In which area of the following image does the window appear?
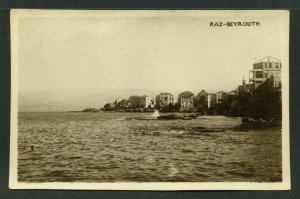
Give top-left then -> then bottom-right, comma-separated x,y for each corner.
264,73 -> 267,78
255,71 -> 263,78
254,64 -> 263,69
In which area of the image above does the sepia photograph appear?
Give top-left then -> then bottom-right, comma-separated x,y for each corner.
9,10 -> 290,190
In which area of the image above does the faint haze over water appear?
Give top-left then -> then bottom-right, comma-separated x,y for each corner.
17,12 -> 284,111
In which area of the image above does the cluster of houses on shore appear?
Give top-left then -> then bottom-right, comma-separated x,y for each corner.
102,90 -> 231,113
99,57 -> 282,117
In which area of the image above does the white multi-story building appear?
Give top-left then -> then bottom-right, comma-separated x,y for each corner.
250,56 -> 281,89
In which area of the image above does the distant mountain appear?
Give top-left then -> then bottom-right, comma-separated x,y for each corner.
18,88 -> 160,112
18,87 -> 226,112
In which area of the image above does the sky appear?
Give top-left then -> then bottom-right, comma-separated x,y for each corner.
16,10 -> 287,100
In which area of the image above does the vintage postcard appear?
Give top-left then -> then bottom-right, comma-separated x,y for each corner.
9,9 -> 290,190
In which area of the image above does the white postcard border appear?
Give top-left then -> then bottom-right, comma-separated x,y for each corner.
9,9 -> 290,190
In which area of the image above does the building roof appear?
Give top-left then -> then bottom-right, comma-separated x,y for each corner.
197,89 -> 207,96
129,95 -> 140,99
254,56 -> 281,64
179,91 -> 194,96
158,92 -> 174,96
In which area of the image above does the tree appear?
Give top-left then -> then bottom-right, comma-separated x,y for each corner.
103,103 -> 114,111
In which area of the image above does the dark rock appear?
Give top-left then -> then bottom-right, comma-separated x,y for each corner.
157,114 -> 182,120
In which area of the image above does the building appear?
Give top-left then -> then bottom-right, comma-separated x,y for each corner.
150,98 -> 156,108
250,56 -> 281,89
156,92 -> 175,108
206,93 -> 215,109
128,95 -> 140,108
119,99 -> 130,109
215,91 -> 226,103
139,95 -> 151,108
178,91 -> 194,112
194,90 -> 215,113
128,95 -> 151,108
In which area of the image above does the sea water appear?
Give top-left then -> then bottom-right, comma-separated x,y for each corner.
18,112 -> 282,182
